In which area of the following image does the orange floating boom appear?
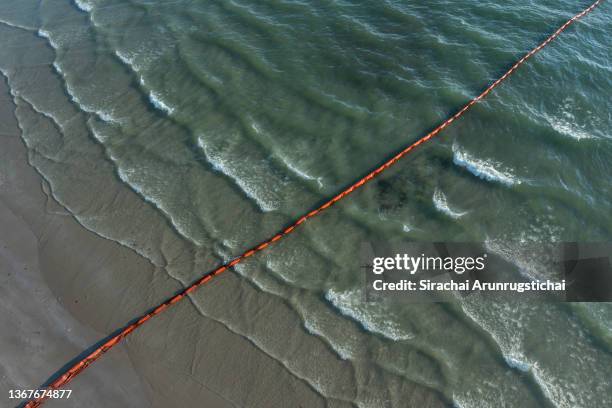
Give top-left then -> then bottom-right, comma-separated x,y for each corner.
24,1 -> 603,406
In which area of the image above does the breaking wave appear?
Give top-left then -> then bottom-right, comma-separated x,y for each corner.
74,0 -> 93,12
452,144 -> 521,187
433,188 -> 468,219
197,136 -> 280,212
325,288 -> 416,341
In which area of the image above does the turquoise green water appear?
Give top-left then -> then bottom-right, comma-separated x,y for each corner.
0,0 -> 611,406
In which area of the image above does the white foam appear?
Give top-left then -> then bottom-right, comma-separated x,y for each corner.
325,289 -> 415,341
575,303 -> 612,341
457,300 -> 547,408
117,47 -> 183,119
484,223 -> 563,282
484,244 -> 542,283
432,188 -> 468,219
48,59 -> 120,125
115,49 -> 150,76
197,136 -> 278,212
89,124 -> 111,144
148,91 -> 175,115
543,112 -> 594,141
68,92 -> 119,124
18,95 -> 67,133
302,318 -> 354,360
250,121 -> 262,134
97,110 -> 118,124
115,50 -> 136,67
531,365 -> 580,408
74,0 -> 93,12
37,28 -> 50,38
114,54 -> 174,116
278,154 -> 324,188
459,297 -> 612,407
37,29 -> 59,49
452,144 -> 520,187
542,97 -> 598,141
503,355 -> 532,372
247,118 -> 324,189
51,61 -> 63,76
115,166 -> 199,243
116,51 -> 161,119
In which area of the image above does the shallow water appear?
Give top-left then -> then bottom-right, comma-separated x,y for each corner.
1,0 -> 611,406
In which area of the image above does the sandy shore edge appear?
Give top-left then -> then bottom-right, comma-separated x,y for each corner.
0,71 -> 335,408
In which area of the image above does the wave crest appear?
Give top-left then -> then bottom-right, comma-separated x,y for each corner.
433,188 -> 468,219
325,288 -> 416,341
452,144 -> 521,187
74,0 -> 93,12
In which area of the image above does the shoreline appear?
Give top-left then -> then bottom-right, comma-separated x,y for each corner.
0,76 -> 334,407
0,77 -> 151,407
